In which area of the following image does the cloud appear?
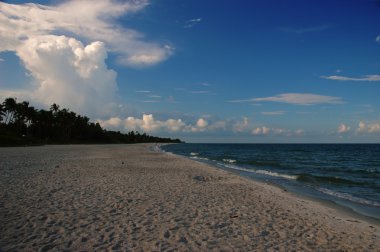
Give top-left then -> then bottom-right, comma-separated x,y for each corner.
261,111 -> 286,116
184,18 -> 202,28
368,124 -> 380,133
357,121 -> 366,133
196,118 -> 208,128
136,90 -> 152,93
189,118 -> 208,132
230,93 -> 343,105
0,1 -> 172,67
356,121 -> 380,134
376,35 -> 380,43
252,126 -> 270,135
207,120 -> 227,131
232,117 -> 249,133
98,114 -> 305,138
200,82 -> 211,87
99,114 -> 187,133
0,0 -> 173,117
98,114 -> 223,134
337,124 -> 351,134
279,25 -> 330,34
322,75 -> 380,81
142,100 -> 159,103
189,90 -> 209,94
252,126 -> 304,137
294,129 -> 305,135
0,35 -> 118,117
98,114 -> 247,135
0,58 -> 4,62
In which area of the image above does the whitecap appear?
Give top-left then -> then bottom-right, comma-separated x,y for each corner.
255,169 -> 297,180
217,163 -> 296,180
223,159 -> 237,163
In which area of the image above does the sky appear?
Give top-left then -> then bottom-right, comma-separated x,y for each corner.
0,0 -> 380,143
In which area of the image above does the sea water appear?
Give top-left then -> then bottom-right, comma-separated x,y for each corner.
162,144 -> 380,220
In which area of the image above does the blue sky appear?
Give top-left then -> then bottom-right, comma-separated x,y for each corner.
0,0 -> 380,143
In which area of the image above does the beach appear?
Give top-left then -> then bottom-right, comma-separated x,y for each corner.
0,144 -> 379,251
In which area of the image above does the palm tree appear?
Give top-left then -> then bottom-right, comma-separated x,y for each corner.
3,97 -> 17,125
50,103 -> 60,115
25,106 -> 36,126
14,101 -> 30,135
15,101 -> 29,122
0,104 -> 5,124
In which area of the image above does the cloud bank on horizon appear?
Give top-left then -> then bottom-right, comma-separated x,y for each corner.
98,114 -> 305,138
0,0 -> 171,117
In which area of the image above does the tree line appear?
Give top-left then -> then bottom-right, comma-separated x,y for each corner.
0,97 -> 182,146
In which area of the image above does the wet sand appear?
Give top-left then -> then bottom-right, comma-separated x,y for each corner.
0,144 -> 379,251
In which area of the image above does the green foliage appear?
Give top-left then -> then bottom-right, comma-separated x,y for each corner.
0,98 -> 183,146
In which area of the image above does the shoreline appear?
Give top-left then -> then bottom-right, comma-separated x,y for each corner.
215,162 -> 380,226
164,147 -> 380,226
1,144 -> 379,251
162,143 -> 380,224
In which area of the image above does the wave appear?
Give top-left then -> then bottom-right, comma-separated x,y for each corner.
217,163 -> 297,180
255,169 -> 298,180
190,156 -> 209,161
222,158 -> 237,163
316,188 -> 380,207
152,144 -> 164,153
297,174 -> 367,186
190,152 -> 199,156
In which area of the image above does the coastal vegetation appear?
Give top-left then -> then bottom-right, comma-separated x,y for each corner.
0,97 -> 182,146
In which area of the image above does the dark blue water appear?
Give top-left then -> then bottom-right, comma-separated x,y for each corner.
162,144 -> 380,220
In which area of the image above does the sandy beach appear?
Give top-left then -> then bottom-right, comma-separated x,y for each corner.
0,144 -> 379,251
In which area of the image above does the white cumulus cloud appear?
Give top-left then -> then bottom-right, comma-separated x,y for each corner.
337,124 -> 351,134
196,118 -> 208,128
252,126 -> 270,135
356,121 -> 380,134
0,1 -> 171,66
99,115 -> 242,134
99,115 -> 220,134
0,0 -> 172,117
1,35 -> 118,117
376,35 -> 380,43
98,114 -> 305,138
99,114 -> 187,133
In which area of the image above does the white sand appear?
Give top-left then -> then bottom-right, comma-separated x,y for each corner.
0,144 -> 379,251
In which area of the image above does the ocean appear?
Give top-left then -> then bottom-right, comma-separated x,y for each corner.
161,144 -> 380,220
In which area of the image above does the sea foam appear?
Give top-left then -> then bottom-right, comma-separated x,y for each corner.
316,187 -> 380,207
